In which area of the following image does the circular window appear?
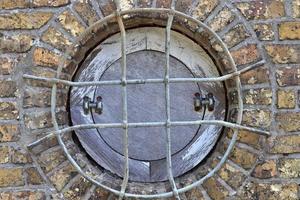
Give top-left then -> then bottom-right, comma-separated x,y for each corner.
70,27 -> 226,182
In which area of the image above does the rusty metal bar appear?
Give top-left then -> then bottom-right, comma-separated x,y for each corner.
114,0 -> 129,199
22,60 -> 265,87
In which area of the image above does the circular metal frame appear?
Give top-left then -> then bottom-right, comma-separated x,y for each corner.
19,5 -> 268,200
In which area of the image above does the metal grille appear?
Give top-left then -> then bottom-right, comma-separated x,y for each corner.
24,1 -> 270,199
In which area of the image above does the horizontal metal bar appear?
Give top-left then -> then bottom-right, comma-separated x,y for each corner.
22,60 -> 265,87
27,120 -> 270,148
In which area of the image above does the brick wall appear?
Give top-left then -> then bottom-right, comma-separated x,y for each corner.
0,0 -> 299,199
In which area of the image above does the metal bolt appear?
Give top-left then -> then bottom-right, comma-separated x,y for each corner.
83,96 -> 103,115
194,92 -> 215,112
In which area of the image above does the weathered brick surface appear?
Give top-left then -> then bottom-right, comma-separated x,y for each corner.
57,11 -> 85,37
25,167 -> 44,185
0,12 -> 53,30
203,177 -> 229,200
238,182 -> 298,200
209,7 -> 235,32
0,191 -> 45,200
251,160 -> 277,179
292,0 -> 300,18
279,159 -> 300,178
235,0 -> 285,20
276,67 -> 300,86
49,163 -> 78,191
191,0 -> 218,21
0,102 -> 18,120
0,58 -> 15,75
279,22 -> 300,40
0,81 -> 17,98
32,0 -> 70,7
268,135 -> 300,154
265,45 -> 300,64
63,177 -> 92,200
0,168 -> 24,187
240,66 -> 269,85
0,34 -> 33,53
275,112 -> 300,132
0,0 -> 30,9
243,88 -> 272,105
277,90 -> 296,109
243,109 -> 271,128
231,44 -> 260,66
253,23 -> 274,41
42,27 -> 72,51
224,24 -> 249,48
0,125 -> 20,142
74,1 -> 99,26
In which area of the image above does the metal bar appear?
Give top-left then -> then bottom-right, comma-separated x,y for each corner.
27,120 -> 270,149
164,9 -> 180,199
38,7 -> 252,199
114,0 -> 129,199
22,60 -> 265,87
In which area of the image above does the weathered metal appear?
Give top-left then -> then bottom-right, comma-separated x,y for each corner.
23,6 -> 269,200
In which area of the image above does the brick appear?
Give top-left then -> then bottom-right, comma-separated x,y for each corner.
57,11 -> 85,37
203,177 -> 229,200
0,168 -> 24,187
224,24 -> 250,48
24,110 -> 67,130
243,109 -> 271,128
32,0 -> 69,7
185,187 -> 204,200
25,167 -> 44,185
265,45 -> 300,64
276,67 -> 300,86
231,44 -> 260,66
243,88 -> 272,105
292,0 -> 300,18
156,0 -> 171,8
208,7 -> 235,32
238,182 -> 298,200
74,1 -> 99,26
276,112 -> 300,132
89,187 -> 110,200
11,147 -> 32,164
49,163 -> 78,191
24,87 -> 67,108
175,0 -> 193,14
212,159 -> 246,189
279,159 -> 300,178
253,23 -> 274,41
98,0 -> 116,16
192,0 -> 218,21
240,66 -> 269,85
41,27 -> 72,51
0,191 -> 45,200
0,0 -> 30,9
33,48 -> 60,69
0,81 -> 17,98
228,146 -> 258,170
279,22 -> 300,40
268,135 -> 300,154
251,160 -> 277,179
0,58 -> 14,75
235,1 -> 285,20
0,124 -> 20,142
63,177 -> 92,200
277,90 -> 296,109
0,34 -> 33,53
0,102 -> 18,120
228,130 -> 261,149
38,148 -> 66,173
0,146 -> 10,164
0,12 -> 53,30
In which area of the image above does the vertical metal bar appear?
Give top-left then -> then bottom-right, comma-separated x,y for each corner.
165,2 -> 180,199
114,0 -> 129,199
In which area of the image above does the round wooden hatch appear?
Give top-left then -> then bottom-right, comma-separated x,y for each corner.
70,27 -> 226,182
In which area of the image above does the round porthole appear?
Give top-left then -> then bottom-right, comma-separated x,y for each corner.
70,27 -> 226,182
